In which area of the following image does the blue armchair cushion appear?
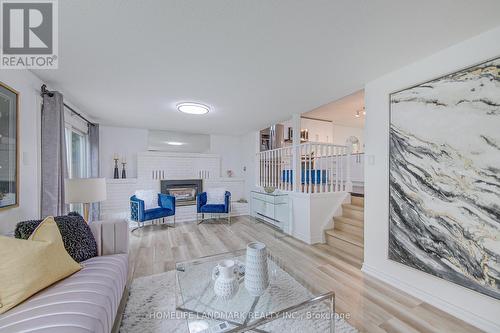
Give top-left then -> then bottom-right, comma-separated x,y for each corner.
200,204 -> 227,213
197,191 -> 230,214
196,192 -> 207,212
144,207 -> 174,221
158,193 -> 175,214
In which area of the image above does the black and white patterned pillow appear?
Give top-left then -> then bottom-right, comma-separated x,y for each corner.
15,212 -> 98,263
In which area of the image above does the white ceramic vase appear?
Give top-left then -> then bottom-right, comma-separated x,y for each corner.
212,259 -> 239,300
244,242 -> 269,296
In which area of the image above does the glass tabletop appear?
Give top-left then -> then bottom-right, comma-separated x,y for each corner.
176,248 -> 335,333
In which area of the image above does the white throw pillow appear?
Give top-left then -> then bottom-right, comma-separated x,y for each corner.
135,190 -> 159,210
206,188 -> 226,205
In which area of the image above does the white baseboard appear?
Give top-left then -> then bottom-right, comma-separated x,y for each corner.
361,264 -> 500,333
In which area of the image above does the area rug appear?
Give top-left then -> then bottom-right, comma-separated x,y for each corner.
121,271 -> 358,333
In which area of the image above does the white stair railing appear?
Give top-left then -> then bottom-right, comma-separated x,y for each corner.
257,142 -> 352,193
258,146 -> 294,192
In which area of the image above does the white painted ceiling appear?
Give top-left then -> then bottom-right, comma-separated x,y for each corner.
33,1 -> 500,135
304,90 -> 365,128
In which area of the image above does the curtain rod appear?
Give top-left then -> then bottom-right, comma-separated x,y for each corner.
40,84 -> 95,126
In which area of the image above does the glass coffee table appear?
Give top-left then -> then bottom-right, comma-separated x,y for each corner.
176,249 -> 335,333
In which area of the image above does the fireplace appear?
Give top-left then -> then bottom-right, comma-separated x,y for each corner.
161,179 -> 202,206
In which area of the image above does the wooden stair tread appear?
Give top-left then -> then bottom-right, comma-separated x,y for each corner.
335,216 -> 364,227
334,222 -> 363,238
342,203 -> 364,212
325,229 -> 364,247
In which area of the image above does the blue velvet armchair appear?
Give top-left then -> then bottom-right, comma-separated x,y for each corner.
196,191 -> 231,224
130,193 -> 176,229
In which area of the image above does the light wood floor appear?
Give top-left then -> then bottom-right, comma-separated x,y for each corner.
128,216 -> 482,333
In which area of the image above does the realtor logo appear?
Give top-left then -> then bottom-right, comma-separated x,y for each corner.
1,0 -> 58,68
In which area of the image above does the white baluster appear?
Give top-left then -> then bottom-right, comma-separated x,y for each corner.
272,149 -> 275,188
330,148 -> 333,191
346,145 -> 353,192
335,147 -> 339,191
340,147 -> 344,191
263,151 -> 266,187
320,144 -> 324,193
268,150 -> 271,187
304,143 -> 312,193
281,148 -> 283,191
259,152 -> 265,186
266,151 -> 269,187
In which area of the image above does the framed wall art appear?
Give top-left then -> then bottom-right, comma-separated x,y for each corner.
389,57 -> 500,300
0,82 -> 19,210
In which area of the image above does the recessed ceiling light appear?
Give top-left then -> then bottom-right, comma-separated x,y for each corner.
177,102 -> 210,115
166,141 -> 184,146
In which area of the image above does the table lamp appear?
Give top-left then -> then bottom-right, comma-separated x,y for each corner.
65,178 -> 107,221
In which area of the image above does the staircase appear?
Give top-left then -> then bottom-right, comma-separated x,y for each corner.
324,195 -> 364,267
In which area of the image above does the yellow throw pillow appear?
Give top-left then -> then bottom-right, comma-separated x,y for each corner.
0,216 -> 81,314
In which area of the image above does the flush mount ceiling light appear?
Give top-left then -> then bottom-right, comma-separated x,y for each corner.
177,102 -> 210,115
166,141 -> 184,146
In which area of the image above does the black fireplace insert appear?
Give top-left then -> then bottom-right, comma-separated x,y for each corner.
161,179 -> 203,206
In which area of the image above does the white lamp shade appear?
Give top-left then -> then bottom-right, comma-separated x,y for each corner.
65,178 -> 107,204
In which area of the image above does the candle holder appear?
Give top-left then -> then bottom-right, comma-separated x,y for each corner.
113,157 -> 120,179
121,161 -> 127,179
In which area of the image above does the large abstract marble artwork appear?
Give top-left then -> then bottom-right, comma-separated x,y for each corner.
389,57 -> 500,300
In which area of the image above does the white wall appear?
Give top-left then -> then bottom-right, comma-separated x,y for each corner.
296,118 -> 365,152
99,126 -> 148,179
148,130 -> 210,153
0,70 -> 43,235
240,131 -> 259,200
99,127 -> 255,181
289,192 -> 348,244
208,134 -> 245,178
99,125 -> 257,201
332,124 -> 364,151
364,25 -> 500,332
301,118 -> 334,143
208,133 -> 260,201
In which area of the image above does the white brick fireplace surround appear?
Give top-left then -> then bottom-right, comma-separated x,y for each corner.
101,152 -> 249,223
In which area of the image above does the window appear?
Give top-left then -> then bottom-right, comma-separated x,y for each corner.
65,108 -> 90,214
69,129 -> 87,178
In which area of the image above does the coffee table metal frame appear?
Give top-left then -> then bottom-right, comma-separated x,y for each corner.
175,249 -> 335,333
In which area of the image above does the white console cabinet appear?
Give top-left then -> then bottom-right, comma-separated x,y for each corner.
251,191 -> 289,230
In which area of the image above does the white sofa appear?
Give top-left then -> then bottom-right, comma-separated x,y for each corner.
0,219 -> 129,333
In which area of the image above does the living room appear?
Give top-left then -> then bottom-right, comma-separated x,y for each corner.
1,1 -> 500,333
